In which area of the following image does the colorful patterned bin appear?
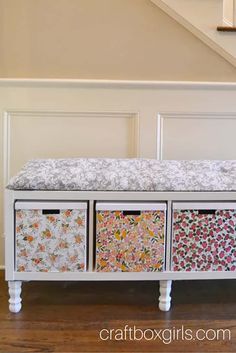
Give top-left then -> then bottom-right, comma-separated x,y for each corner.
96,203 -> 166,272
172,202 -> 236,272
15,202 -> 87,272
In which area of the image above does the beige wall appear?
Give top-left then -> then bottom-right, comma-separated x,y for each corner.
1,0 -> 236,81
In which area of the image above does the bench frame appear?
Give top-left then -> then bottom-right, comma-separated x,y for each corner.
4,189 -> 236,312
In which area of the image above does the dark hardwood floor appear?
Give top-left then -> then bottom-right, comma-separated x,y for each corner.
0,270 -> 235,353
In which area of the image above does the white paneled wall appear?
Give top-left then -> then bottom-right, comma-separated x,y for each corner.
6,111 -> 139,179
1,79 -> 236,267
158,112 -> 236,159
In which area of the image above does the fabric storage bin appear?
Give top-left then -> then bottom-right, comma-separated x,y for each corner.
172,202 -> 236,272
15,201 -> 87,272
96,202 -> 166,272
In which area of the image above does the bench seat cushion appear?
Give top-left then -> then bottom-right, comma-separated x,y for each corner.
7,158 -> 236,192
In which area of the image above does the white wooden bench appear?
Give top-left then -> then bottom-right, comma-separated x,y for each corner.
5,158 -> 236,312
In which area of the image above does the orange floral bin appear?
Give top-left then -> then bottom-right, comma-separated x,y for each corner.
95,203 -> 166,272
15,202 -> 87,272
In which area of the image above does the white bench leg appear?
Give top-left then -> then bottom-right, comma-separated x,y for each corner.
8,281 -> 22,313
159,280 -> 172,311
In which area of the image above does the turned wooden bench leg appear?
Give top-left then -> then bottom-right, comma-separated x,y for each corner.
8,281 -> 22,313
159,280 -> 172,311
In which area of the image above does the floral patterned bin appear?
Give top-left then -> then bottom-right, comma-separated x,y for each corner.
96,203 -> 166,272
15,202 -> 87,272
172,202 -> 236,272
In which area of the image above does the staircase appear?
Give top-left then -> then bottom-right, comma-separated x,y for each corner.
150,0 -> 236,67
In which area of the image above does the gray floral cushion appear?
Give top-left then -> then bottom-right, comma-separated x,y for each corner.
7,158 -> 236,191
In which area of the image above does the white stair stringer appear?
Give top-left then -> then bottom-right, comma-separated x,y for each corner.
150,0 -> 236,67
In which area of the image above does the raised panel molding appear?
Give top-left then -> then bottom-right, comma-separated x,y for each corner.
157,112 -> 236,160
3,110 -> 140,186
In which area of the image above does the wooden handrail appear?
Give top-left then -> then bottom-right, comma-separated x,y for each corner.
217,26 -> 236,31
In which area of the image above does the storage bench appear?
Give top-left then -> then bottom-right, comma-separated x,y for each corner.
4,158 -> 236,313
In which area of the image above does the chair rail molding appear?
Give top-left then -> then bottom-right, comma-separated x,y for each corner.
1,78 -> 236,89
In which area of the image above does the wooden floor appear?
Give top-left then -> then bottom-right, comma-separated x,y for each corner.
0,271 -> 235,353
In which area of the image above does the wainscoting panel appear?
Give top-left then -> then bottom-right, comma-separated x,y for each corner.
158,112 -> 236,160
5,111 -> 139,180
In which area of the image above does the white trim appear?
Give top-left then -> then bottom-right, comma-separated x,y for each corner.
4,110 -> 138,119
84,211 -> 87,272
10,190 -> 236,201
165,200 -> 172,271
173,202 -> 236,210
234,0 -> 236,26
156,113 -> 163,160
158,112 -> 236,119
12,270 -> 236,281
150,0 -> 236,68
4,190 -> 15,280
88,200 -> 95,272
3,112 -> 11,186
0,78 -> 236,89
96,202 -> 166,211
15,201 -> 88,210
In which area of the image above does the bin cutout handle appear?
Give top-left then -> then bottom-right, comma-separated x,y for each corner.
42,209 -> 60,215
198,209 -> 216,215
123,210 -> 141,216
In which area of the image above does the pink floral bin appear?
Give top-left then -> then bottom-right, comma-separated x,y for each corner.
172,203 -> 236,272
96,203 -> 166,272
